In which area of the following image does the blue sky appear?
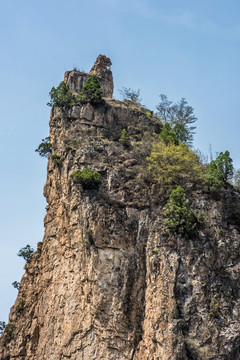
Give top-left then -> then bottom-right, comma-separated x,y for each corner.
0,0 -> 239,322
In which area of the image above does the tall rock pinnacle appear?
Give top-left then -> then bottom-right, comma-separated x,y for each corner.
64,54 -> 114,98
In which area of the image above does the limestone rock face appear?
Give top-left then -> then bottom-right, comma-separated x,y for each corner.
64,70 -> 89,95
64,55 -> 113,98
1,69 -> 240,359
89,55 -> 113,98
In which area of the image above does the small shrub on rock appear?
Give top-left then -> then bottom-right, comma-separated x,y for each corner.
145,110 -> 152,118
51,154 -> 62,164
119,129 -> 130,147
0,322 -> 15,336
0,321 -> 6,335
86,229 -> 94,247
12,281 -> 20,290
70,168 -> 103,189
16,298 -> 25,313
17,245 -> 35,263
35,137 -> 52,158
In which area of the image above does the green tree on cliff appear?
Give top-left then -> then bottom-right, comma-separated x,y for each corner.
76,75 -> 104,104
164,186 -> 202,237
47,81 -> 75,109
146,141 -> 202,191
17,245 -> 35,263
214,151 -> 233,181
203,151 -> 233,194
35,137 -> 52,158
156,94 -> 197,146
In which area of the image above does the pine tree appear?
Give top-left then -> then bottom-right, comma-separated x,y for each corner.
76,75 -> 104,104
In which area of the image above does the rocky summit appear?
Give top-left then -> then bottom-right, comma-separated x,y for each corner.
1,55 -> 240,360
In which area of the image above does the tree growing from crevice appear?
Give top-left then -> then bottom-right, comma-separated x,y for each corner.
12,281 -> 20,290
17,245 -> 35,263
35,137 -> 52,158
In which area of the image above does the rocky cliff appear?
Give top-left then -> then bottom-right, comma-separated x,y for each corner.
1,56 -> 240,360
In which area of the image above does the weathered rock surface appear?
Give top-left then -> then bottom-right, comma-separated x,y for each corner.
1,59 -> 240,360
64,54 -> 113,98
89,55 -> 113,98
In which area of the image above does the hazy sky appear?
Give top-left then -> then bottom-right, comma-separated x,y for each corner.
0,0 -> 239,322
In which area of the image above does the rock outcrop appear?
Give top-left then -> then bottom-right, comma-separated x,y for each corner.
64,54 -> 113,98
89,55 -> 113,98
1,57 -> 240,360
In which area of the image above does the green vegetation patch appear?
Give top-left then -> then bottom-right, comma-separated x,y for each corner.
159,122 -> 179,146
86,229 -> 94,247
76,75 -> 104,105
156,94 -> 197,147
164,186 -> 203,238
51,154 -> 62,163
47,81 -> 76,109
35,137 -> 52,158
70,168 -> 103,189
12,281 -> 20,290
16,298 -> 25,313
147,142 -> 202,191
203,151 -> 233,194
150,248 -> 158,254
17,245 -> 35,263
119,129 -> 130,147
0,321 -> 6,335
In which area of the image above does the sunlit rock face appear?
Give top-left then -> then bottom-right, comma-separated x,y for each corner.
64,54 -> 113,98
1,57 -> 240,360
